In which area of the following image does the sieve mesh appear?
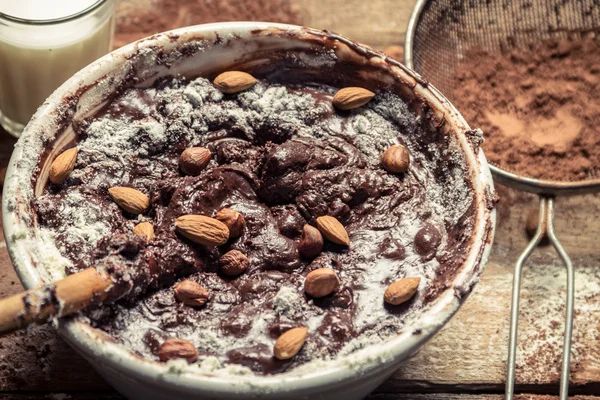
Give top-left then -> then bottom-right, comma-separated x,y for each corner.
409,0 -> 600,103
406,0 -> 600,194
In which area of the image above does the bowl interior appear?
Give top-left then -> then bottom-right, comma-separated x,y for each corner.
2,22 -> 495,395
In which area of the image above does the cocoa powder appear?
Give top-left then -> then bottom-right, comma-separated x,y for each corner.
452,37 -> 600,181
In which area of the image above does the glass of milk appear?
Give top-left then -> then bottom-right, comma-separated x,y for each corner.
0,0 -> 115,137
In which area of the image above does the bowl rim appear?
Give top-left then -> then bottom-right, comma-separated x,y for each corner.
2,21 -> 496,394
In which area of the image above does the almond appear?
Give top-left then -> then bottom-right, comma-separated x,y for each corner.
381,144 -> 410,173
158,338 -> 198,363
304,268 -> 339,298
49,147 -> 77,184
298,225 -> 323,259
175,215 -> 229,246
274,327 -> 308,360
133,222 -> 154,242
179,147 -> 211,176
108,187 -> 150,215
219,249 -> 249,276
174,280 -> 209,307
332,87 -> 375,110
213,71 -> 257,94
384,277 -> 421,305
215,208 -> 245,238
316,216 -> 350,246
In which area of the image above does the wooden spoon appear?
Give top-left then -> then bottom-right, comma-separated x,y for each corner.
0,267 -> 118,334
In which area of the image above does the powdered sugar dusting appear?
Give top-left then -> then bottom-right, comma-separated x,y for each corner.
273,285 -> 311,319
59,191 -> 110,248
513,252 -> 600,382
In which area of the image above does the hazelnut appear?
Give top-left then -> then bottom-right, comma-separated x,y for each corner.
133,222 -> 154,242
173,280 -> 209,307
219,249 -> 249,276
215,208 -> 245,238
381,144 -> 410,173
304,268 -> 339,298
179,147 -> 211,176
298,225 -> 324,259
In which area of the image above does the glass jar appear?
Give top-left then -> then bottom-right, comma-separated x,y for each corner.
0,0 -> 115,137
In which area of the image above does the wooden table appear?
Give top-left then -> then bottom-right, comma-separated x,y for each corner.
2,1 -> 600,398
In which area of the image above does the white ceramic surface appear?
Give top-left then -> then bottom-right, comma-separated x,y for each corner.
2,22 -> 496,400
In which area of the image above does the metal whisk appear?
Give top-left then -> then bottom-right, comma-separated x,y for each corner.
405,1 -> 600,399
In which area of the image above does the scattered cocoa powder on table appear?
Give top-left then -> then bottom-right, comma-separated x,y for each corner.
114,0 -> 304,49
451,37 -> 600,182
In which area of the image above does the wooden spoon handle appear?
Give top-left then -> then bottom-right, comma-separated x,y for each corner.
0,268 -> 113,334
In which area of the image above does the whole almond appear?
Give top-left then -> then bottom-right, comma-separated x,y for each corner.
219,249 -> 249,276
274,327 -> 308,360
175,215 -> 229,246
316,216 -> 350,246
384,277 -> 421,305
299,225 -> 323,259
109,187 -> 150,215
179,147 -> 211,176
215,208 -> 245,238
304,268 -> 339,298
158,338 -> 198,363
49,147 -> 77,184
332,87 -> 375,110
381,144 -> 410,174
133,222 -> 154,242
174,280 -> 209,307
214,71 -> 257,94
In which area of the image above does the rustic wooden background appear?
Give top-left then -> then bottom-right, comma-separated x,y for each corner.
2,0 -> 600,398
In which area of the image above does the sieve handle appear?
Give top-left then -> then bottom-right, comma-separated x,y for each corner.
505,196 -> 574,400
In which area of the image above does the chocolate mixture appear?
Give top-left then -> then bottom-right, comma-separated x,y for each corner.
35,74 -> 476,375
452,37 -> 600,181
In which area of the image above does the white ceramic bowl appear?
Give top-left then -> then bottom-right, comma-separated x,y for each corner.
3,22 -> 495,400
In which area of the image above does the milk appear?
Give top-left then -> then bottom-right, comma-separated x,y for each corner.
0,0 -> 115,136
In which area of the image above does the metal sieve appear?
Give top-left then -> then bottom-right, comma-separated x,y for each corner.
405,1 -> 600,399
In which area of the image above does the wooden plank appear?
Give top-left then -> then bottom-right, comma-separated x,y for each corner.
0,325 -> 113,391
0,394 -> 123,400
1,393 -> 599,400
296,0 -> 417,49
368,395 -> 600,400
113,0 -> 417,51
